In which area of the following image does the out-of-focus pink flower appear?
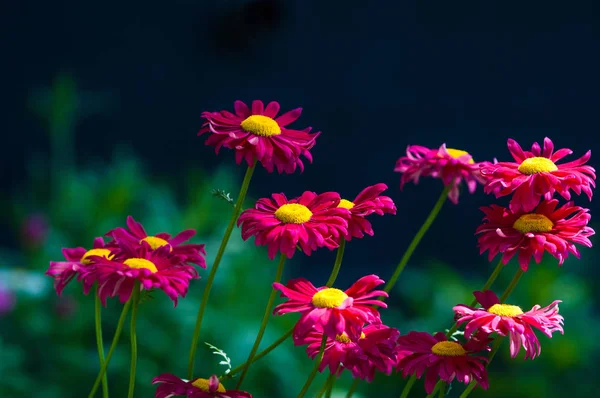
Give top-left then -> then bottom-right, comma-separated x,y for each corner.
337,183 -> 396,241
21,213 -> 49,247
0,283 -> 16,316
394,144 -> 491,204
152,373 -> 252,398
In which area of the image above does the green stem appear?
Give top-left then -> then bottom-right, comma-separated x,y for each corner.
224,244 -> 347,381
94,289 -> 109,398
187,165 -> 255,379
297,334 -> 328,398
425,381 -> 446,398
235,254 -> 287,389
325,372 -> 336,398
398,376 -> 417,398
326,240 -> 345,287
346,379 -> 360,398
499,269 -> 524,303
88,300 -> 132,398
446,258 -> 504,338
127,286 -> 141,398
316,372 -> 335,398
382,184 -> 451,298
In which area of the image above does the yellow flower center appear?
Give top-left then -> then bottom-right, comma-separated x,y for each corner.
311,288 -> 349,308
140,236 -> 171,250
274,203 -> 313,224
512,214 -> 554,234
337,199 -> 355,210
191,378 -> 226,393
123,258 -> 158,273
517,157 -> 558,175
80,248 -> 114,265
431,341 -> 467,356
240,115 -> 281,137
487,303 -> 524,317
445,148 -> 475,164
335,331 -> 366,343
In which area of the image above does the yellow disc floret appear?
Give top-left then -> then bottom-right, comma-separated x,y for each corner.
274,203 -> 313,224
445,148 -> 475,164
518,157 -> 558,175
337,199 -> 355,210
191,378 -> 226,393
431,341 -> 467,356
141,236 -> 170,250
512,214 -> 553,233
311,288 -> 349,308
123,258 -> 158,273
487,303 -> 524,317
80,248 -> 114,265
240,115 -> 281,137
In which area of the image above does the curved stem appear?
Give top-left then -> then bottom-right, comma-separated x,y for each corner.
187,165 -> 255,379
88,299 -> 132,398
326,240 -> 345,287
346,379 -> 360,398
94,288 -> 109,398
316,372 -> 336,398
235,255 -> 286,389
446,258 -> 504,338
499,269 -> 524,303
382,184 -> 451,298
223,244 -> 347,381
297,334 -> 328,398
438,382 -> 446,398
127,286 -> 141,398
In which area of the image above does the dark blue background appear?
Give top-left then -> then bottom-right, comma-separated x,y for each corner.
4,0 -> 599,285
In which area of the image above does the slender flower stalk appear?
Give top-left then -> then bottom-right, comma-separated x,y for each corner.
382,184 -> 451,297
297,334 -> 328,398
398,258 -> 506,398
188,165 -> 255,379
88,300 -> 133,398
127,285 -> 141,398
94,288 -> 109,398
235,255 -> 287,388
224,242 -> 348,381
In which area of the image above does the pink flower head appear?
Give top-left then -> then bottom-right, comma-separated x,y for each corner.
476,199 -> 594,271
394,144 -> 490,204
237,191 -> 350,259
295,324 -> 400,381
45,237 -> 116,296
198,100 -> 321,174
453,291 -> 564,360
481,137 -> 596,212
106,216 -> 207,269
272,275 -> 388,340
152,373 -> 252,398
337,183 -> 397,241
84,239 -> 199,306
395,331 -> 490,394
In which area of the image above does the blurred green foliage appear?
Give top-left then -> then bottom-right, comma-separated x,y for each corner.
1,75 -> 598,397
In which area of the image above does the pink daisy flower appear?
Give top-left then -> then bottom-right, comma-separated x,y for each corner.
106,216 -> 207,268
394,144 -> 490,204
476,198 -> 594,271
46,237 -> 116,296
395,331 -> 490,394
481,137 -> 596,212
83,240 -> 199,306
453,291 -> 564,360
152,373 -> 252,398
198,100 -> 320,174
237,191 -> 350,259
295,324 -> 400,381
272,275 -> 388,340
337,183 -> 397,241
